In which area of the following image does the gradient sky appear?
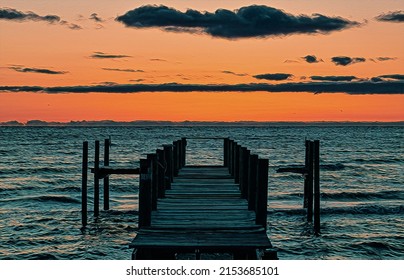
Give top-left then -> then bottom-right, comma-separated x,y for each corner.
0,0 -> 403,122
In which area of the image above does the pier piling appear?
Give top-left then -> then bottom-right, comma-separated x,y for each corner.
81,141 -> 88,228
94,140 -> 100,217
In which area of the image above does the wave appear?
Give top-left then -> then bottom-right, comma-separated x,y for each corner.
276,163 -> 346,173
272,190 -> 403,201
269,205 -> 404,215
353,158 -> 403,164
321,190 -> 403,200
2,195 -> 80,204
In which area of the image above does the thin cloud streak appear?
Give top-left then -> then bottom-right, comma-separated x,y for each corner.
9,66 -> 68,75
116,5 -> 359,39
0,7 -> 82,30
90,52 -> 131,59
1,81 -> 402,95
102,68 -> 144,73
222,70 -> 248,77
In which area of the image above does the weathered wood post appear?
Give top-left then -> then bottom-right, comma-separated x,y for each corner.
306,141 -> 314,222
181,137 -> 187,167
241,148 -> 250,199
156,149 -> 165,198
94,140 -> 100,217
313,140 -> 321,235
103,138 -> 110,211
234,144 -> 241,184
238,146 -> 246,192
163,144 -> 173,189
147,154 -> 158,211
229,140 -> 234,175
256,158 -> 269,229
248,154 -> 258,211
81,141 -> 88,228
303,140 -> 309,208
172,141 -> 178,176
139,159 -> 152,227
224,138 -> 229,167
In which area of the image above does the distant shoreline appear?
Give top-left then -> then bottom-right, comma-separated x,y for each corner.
1,120 -> 403,127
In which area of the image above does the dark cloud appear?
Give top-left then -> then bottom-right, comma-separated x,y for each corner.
310,75 -> 357,82
222,70 -> 248,77
90,52 -> 131,59
2,81 -> 402,95
89,13 -> 104,22
377,74 -> 404,80
371,77 -> 384,83
0,7 -> 82,30
310,76 -> 358,82
253,73 -> 293,81
376,11 -> 404,23
331,56 -> 366,66
303,55 -> 323,63
102,68 -> 144,73
116,5 -> 359,39
9,66 -> 67,75
130,79 -> 145,83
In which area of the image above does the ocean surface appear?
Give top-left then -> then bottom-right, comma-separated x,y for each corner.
0,125 -> 403,260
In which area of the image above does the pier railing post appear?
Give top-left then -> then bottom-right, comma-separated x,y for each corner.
238,146 -> 245,191
147,154 -> 158,211
81,141 -> 88,228
224,138 -> 229,167
94,140 -> 100,217
256,158 -> 269,229
139,159 -> 152,227
156,149 -> 165,198
163,144 -> 173,189
172,141 -> 178,177
240,148 -> 249,199
103,138 -> 110,211
303,140 -> 309,208
306,141 -> 314,222
181,138 -> 187,167
314,140 -> 321,235
229,140 -> 234,175
248,154 -> 258,211
234,144 -> 241,184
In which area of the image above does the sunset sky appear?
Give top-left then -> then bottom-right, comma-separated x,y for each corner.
0,0 -> 403,122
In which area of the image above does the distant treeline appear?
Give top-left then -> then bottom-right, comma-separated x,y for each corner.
1,120 -> 403,127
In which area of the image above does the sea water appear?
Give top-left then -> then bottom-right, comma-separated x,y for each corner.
0,125 -> 403,259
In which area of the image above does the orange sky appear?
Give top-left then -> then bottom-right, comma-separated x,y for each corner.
0,0 -> 403,122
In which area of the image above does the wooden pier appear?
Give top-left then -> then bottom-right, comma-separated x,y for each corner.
82,137 -> 276,259
130,138 -> 275,260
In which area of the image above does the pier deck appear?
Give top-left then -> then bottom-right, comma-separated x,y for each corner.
130,159 -> 273,259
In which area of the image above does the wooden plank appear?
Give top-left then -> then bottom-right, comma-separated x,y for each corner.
130,231 -> 272,249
